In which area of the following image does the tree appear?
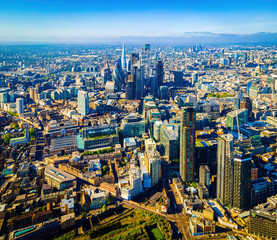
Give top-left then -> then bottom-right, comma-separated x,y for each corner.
102,165 -> 108,174
4,133 -> 11,145
102,204 -> 107,213
191,182 -> 198,189
29,128 -> 35,137
10,122 -> 19,129
7,111 -> 18,117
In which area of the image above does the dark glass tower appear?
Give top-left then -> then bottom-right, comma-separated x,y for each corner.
217,134 -> 234,206
240,96 -> 253,121
180,106 -> 196,182
132,65 -> 144,100
156,60 -> 164,87
233,151 -> 251,211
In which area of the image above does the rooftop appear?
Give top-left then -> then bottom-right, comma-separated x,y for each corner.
45,165 -> 76,182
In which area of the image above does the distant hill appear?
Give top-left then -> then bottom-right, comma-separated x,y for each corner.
101,32 -> 277,44
1,32 -> 277,45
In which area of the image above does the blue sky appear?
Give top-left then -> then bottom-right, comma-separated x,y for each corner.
0,0 -> 277,41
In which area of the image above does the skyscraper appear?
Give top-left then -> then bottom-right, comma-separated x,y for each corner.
132,64 -> 144,100
173,71 -> 183,86
217,134 -> 234,206
126,74 -> 134,100
199,165 -> 210,189
240,96 -> 253,120
159,86 -> 168,100
141,44 -> 151,79
78,90 -> 89,116
86,78 -> 95,92
16,98 -> 24,114
180,106 -> 196,182
112,59 -> 124,91
234,90 -> 243,110
191,72 -> 198,86
101,61 -> 111,85
156,60 -> 164,87
144,44 -> 150,51
243,52 -> 248,63
233,151 -> 251,211
131,53 -> 140,66
150,76 -> 158,97
121,42 -> 126,69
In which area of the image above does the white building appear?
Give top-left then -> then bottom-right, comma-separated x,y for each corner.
78,90 -> 89,116
129,167 -> 143,197
145,150 -> 161,186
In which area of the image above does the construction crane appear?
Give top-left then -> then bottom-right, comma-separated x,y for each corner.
270,93 -> 273,109
236,109 -> 242,143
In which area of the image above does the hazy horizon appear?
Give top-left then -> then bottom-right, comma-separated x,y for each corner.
1,0 -> 277,42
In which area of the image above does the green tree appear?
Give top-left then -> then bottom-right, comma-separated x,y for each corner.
191,182 -> 198,189
102,165 -> 108,174
4,133 -> 11,145
102,204 -> 107,213
6,111 -> 18,117
29,127 -> 36,137
10,122 -> 19,129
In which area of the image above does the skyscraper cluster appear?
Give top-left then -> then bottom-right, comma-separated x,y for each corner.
217,134 -> 251,210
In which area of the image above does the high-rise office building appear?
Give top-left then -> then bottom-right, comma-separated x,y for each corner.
131,53 -> 140,66
173,71 -> 183,86
180,106 -> 196,182
140,44 -> 151,79
234,90 -> 243,110
105,81 -> 115,94
144,44 -> 150,51
159,86 -> 168,100
233,151 -> 251,211
249,51 -> 254,62
240,96 -> 253,120
156,60 -> 164,87
78,90 -> 89,116
101,62 -> 111,85
249,210 -> 277,239
132,65 -> 144,100
217,134 -> 234,206
243,52 -> 248,63
192,72 -> 198,86
121,42 -> 126,69
226,109 -> 248,130
86,78 -> 95,92
199,165 -> 210,189
112,60 -> 124,91
126,75 -> 134,100
16,98 -> 24,114
150,76 -> 158,97
145,150 -> 161,187
126,59 -> 132,71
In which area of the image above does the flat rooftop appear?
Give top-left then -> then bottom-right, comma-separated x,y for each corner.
45,165 -> 76,183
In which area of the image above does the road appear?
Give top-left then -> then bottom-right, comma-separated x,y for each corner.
161,160 -> 193,240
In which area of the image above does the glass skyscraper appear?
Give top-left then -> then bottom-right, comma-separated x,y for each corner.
217,134 -> 234,206
180,106 -> 196,182
78,90 -> 89,116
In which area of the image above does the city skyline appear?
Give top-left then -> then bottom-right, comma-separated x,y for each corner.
1,0 -> 277,42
